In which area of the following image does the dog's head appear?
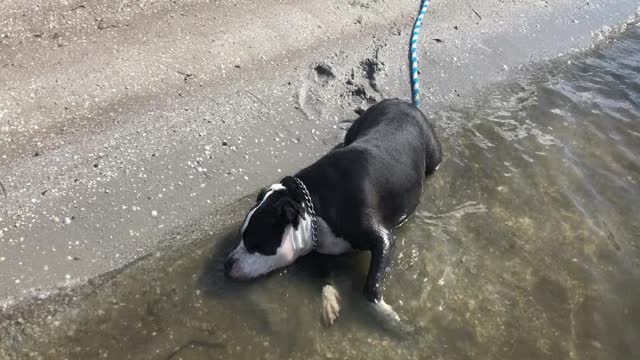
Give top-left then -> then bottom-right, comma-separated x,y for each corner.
224,177 -> 312,280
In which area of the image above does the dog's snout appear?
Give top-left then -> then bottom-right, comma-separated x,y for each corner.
223,257 -> 235,276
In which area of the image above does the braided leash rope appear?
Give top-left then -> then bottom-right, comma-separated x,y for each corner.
410,0 -> 431,107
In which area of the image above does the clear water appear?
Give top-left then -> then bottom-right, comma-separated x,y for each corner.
2,26 -> 640,360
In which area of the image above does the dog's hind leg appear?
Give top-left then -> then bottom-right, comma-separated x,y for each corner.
364,229 -> 402,324
362,229 -> 416,337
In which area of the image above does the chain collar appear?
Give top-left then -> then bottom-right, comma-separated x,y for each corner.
292,177 -> 318,250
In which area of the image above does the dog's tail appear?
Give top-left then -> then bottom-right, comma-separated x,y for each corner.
409,0 -> 431,107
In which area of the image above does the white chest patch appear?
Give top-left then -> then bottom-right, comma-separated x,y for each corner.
315,217 -> 353,255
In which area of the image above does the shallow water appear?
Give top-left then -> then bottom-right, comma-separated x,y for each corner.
2,26 -> 640,360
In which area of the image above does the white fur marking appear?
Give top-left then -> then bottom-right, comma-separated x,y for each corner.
321,285 -> 341,326
285,213 -> 314,255
227,235 -> 296,279
230,183 -> 314,279
372,298 -> 401,323
316,217 -> 352,255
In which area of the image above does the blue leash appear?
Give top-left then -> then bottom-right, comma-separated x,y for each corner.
410,0 -> 430,107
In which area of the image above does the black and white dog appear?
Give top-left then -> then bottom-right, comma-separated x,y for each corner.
224,99 -> 442,326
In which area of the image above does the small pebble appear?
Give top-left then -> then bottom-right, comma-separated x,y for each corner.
151,210 -> 158,217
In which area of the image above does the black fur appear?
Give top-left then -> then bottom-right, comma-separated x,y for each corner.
233,99 -> 441,304
241,189 -> 305,255
295,99 -> 441,302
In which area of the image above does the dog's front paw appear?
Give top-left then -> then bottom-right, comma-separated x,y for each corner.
321,285 -> 341,326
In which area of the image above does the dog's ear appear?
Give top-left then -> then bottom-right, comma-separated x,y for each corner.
273,196 -> 304,229
280,176 -> 304,203
282,201 -> 301,228
278,176 -> 307,229
256,188 -> 267,202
